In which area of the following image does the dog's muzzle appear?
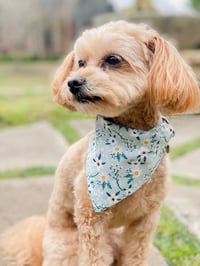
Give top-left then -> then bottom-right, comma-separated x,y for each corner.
68,77 -> 101,103
68,77 -> 86,95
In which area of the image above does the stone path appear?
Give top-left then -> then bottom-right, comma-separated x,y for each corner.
166,185 -> 200,239
0,114 -> 200,265
171,149 -> 200,179
169,115 -> 200,179
0,121 -> 68,172
166,115 -> 200,239
0,176 -> 53,232
169,114 -> 200,146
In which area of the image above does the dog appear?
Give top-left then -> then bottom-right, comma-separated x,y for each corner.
1,20 -> 200,266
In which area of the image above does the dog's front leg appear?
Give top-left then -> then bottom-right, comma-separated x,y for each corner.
43,223 -> 78,266
43,136 -> 92,265
43,174 -> 79,265
74,172 -> 114,266
42,205 -> 79,266
117,210 -> 160,266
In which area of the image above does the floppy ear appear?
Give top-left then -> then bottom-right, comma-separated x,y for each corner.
147,36 -> 200,114
52,51 -> 74,105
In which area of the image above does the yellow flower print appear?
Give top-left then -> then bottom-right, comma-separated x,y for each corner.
134,170 -> 139,176
114,147 -> 120,152
143,140 -> 150,145
101,175 -> 107,181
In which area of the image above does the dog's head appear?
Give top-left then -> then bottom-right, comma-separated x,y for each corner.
52,21 -> 200,117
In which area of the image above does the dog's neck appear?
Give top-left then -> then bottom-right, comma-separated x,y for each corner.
110,102 -> 161,131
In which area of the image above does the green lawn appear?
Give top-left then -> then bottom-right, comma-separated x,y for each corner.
172,175 -> 200,187
154,206 -> 200,266
0,167 -> 56,179
0,62 -> 86,143
154,134 -> 200,265
170,137 -> 200,160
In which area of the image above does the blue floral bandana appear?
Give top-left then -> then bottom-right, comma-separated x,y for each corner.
86,116 -> 175,212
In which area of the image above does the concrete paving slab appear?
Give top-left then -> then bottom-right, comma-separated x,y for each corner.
0,177 -> 167,265
0,121 -> 68,172
0,176 -> 53,232
166,184 -> 200,239
69,118 -> 94,137
170,115 -> 200,147
171,149 -> 200,180
148,246 -> 168,266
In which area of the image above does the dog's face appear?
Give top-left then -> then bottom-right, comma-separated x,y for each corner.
53,21 -> 200,116
56,22 -> 154,117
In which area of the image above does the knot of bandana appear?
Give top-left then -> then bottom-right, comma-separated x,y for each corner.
86,116 -> 175,212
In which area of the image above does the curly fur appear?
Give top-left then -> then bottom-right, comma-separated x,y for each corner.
1,20 -> 200,266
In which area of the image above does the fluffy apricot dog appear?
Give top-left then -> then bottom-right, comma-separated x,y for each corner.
1,21 -> 200,266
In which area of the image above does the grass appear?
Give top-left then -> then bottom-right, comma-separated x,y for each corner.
156,139 -> 200,264
0,61 -> 54,89
169,138 -> 200,187
154,206 -> 200,266
0,54 -> 62,62
156,136 -> 200,265
0,167 -> 56,179
0,62 -> 88,143
170,137 -> 200,160
172,175 -> 200,187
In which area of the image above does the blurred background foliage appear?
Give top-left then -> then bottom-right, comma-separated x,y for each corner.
192,0 -> 200,10
0,0 -> 199,59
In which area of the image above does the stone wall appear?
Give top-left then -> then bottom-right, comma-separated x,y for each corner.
94,13 -> 200,50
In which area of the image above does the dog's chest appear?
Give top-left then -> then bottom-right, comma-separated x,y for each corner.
108,186 -> 147,227
108,165 -> 168,228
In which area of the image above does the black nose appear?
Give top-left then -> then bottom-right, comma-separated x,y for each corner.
68,77 -> 86,95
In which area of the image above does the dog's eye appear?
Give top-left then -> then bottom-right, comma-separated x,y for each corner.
78,60 -> 86,68
104,55 -> 123,67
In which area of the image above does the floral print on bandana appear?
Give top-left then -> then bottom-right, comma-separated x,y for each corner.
86,116 -> 175,212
